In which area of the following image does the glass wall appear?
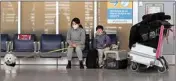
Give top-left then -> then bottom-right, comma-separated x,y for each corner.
59,2 -> 94,39
98,2 -> 133,50
1,1 -> 94,39
0,1 -> 131,50
0,2 -> 18,36
21,2 -> 56,38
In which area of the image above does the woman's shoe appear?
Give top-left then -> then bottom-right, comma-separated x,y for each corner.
80,61 -> 84,69
99,65 -> 104,69
66,61 -> 71,69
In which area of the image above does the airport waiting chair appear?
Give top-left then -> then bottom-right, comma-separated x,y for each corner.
1,34 -> 10,52
107,34 -> 120,49
39,34 -> 64,58
10,34 -> 37,56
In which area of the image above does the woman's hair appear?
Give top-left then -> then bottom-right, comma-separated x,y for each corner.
79,24 -> 83,28
71,17 -> 83,28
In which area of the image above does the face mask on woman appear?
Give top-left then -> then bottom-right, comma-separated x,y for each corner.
72,25 -> 79,29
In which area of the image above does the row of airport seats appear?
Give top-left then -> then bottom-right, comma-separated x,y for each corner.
1,34 -> 119,58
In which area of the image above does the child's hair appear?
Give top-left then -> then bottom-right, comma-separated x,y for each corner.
96,25 -> 104,31
71,17 -> 83,28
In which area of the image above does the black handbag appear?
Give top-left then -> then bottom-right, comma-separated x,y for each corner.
86,49 -> 99,69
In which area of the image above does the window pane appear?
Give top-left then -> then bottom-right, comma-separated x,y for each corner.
59,2 -> 94,39
98,2 -> 133,50
21,2 -> 56,37
0,2 -> 18,36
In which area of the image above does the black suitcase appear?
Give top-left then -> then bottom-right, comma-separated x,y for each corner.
86,49 -> 99,69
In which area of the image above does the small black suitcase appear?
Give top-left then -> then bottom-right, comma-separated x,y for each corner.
86,49 -> 99,69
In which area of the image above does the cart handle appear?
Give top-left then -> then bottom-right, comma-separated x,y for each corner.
156,25 -> 164,59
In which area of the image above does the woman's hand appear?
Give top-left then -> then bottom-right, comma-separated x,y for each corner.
69,42 -> 75,48
72,43 -> 77,47
69,41 -> 77,47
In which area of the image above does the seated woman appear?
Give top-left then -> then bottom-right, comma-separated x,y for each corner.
93,25 -> 111,68
66,18 -> 86,69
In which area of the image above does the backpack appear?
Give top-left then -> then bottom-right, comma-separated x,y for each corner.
86,49 -> 99,68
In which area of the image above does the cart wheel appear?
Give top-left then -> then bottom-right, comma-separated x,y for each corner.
158,65 -> 166,73
165,62 -> 169,70
130,62 -> 139,71
161,56 -> 169,70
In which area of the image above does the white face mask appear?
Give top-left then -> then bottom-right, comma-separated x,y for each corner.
72,25 -> 79,29
96,32 -> 103,35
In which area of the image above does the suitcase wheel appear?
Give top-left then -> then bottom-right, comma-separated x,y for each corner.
161,56 -> 169,70
130,62 -> 139,71
158,65 -> 167,73
158,57 -> 167,73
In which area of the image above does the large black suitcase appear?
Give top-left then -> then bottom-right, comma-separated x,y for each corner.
86,49 -> 99,69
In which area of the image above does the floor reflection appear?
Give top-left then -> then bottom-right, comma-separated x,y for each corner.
0,65 -> 175,81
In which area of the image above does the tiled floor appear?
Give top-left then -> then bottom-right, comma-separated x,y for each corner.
0,65 -> 175,81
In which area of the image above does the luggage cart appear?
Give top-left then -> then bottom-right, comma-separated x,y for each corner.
128,25 -> 169,73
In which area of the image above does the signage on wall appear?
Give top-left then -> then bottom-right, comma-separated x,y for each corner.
107,0 -> 133,24
147,6 -> 161,14
145,4 -> 164,14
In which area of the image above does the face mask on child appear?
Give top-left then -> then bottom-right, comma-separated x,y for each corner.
96,29 -> 103,35
96,31 -> 103,35
72,25 -> 79,29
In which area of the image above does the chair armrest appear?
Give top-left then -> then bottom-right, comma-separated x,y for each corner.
9,41 -> 13,52
89,41 -> 92,50
61,41 -> 64,53
37,41 -> 40,52
64,42 -> 69,48
33,42 -> 37,53
6,41 -> 10,52
117,41 -> 120,49
61,41 -> 64,48
117,41 -> 120,45
64,42 -> 68,52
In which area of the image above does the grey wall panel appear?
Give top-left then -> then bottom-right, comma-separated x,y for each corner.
163,55 -> 175,65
